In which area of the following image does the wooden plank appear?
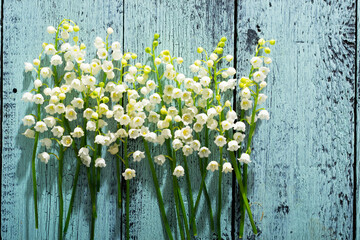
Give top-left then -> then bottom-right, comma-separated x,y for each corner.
356,0 -> 360,238
236,0 -> 356,239
123,0 -> 235,239
1,0 -> 123,239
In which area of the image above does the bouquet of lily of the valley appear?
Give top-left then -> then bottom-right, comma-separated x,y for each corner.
21,19 -> 274,239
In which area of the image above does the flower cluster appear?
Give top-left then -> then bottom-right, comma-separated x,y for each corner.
21,19 -> 274,240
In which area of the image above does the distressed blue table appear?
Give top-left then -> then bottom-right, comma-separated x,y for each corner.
1,0 -> 358,239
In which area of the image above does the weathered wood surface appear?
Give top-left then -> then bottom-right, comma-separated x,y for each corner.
123,1 -> 234,239
1,0 -> 358,239
235,0 -> 356,239
356,0 -> 360,239
1,1 -> 124,239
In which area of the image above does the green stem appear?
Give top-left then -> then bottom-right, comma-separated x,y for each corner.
62,118 -> 81,236
96,168 -> 101,192
151,46 -> 164,100
228,150 -> 257,234
237,48 -> 259,237
80,95 -> 96,239
88,169 -> 97,240
30,50 -> 43,229
143,139 -> 174,240
177,187 -> 190,239
190,158 -> 214,232
190,132 -> 214,231
53,38 -> 65,239
172,148 -> 190,239
239,83 -> 259,237
31,131 -> 39,229
124,137 -> 130,240
63,153 -> 81,235
174,83 -> 196,237
217,147 -> 223,240
86,169 -> 97,220
182,155 -> 197,236
58,144 -> 64,240
90,212 -> 95,240
87,167 -> 97,240
165,140 -> 185,240
62,59 -> 85,237
115,145 -> 122,208
89,133 -> 99,240
239,164 -> 247,238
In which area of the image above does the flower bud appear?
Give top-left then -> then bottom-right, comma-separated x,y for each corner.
121,59 -> 127,65
90,91 -> 98,98
145,47 -> 151,53
218,42 -> 225,47
63,23 -> 70,30
225,100 -> 231,107
220,37 -> 227,42
33,59 -> 40,66
155,58 -> 162,65
102,97 -> 109,103
73,36 -> 79,42
269,39 -> 276,45
59,93 -> 66,100
197,47 -> 204,53
124,53 -> 131,60
34,79 -> 42,88
135,62 -> 142,68
107,27 -> 114,34
221,72 -> 228,79
153,41 -> 159,47
44,88 -> 52,96
225,55 -> 233,62
160,106 -> 167,115
264,47 -> 271,54
144,65 -> 151,74
99,82 -> 105,88
131,53 -> 137,59
260,81 -> 267,88
80,43 -> 86,50
154,33 -> 160,39
258,38 -> 265,45
165,115 -> 172,122
194,60 -> 201,66
174,115 -> 181,122
215,48 -> 223,54
73,25 -> 80,32
47,26 -> 56,34
216,95 -> 221,102
176,57 -> 183,64
163,55 -> 170,62
215,105 -> 222,113
91,112 -> 99,120
240,77 -> 250,83
163,50 -> 170,56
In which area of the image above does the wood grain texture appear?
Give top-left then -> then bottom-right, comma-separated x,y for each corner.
356,0 -> 360,238
1,0 -> 123,239
123,0 -> 235,239
235,0 -> 356,239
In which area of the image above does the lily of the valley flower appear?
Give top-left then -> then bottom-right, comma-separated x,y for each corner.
122,168 -> 136,180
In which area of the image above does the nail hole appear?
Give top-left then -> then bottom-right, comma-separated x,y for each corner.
13,88 -> 17,93
256,24 -> 261,32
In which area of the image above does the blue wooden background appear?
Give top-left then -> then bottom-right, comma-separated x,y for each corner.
0,0 -> 358,239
